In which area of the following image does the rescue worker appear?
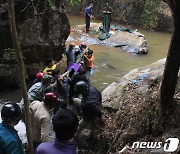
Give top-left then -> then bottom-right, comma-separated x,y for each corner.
43,58 -> 64,75
33,72 -> 44,85
79,42 -> 87,53
69,68 -> 90,104
52,69 -> 69,106
85,3 -> 95,33
74,45 -> 82,62
84,50 -> 94,75
102,3 -> 112,33
30,92 -> 60,149
73,81 -> 104,130
20,75 -> 53,108
35,108 -> 79,154
0,102 -> 24,154
76,42 -> 88,65
65,43 -> 76,66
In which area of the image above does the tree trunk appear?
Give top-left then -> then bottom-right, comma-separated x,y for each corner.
160,0 -> 180,112
7,0 -> 34,153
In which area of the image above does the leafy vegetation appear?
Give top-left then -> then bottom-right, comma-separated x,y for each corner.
65,0 -> 82,5
141,0 -> 161,30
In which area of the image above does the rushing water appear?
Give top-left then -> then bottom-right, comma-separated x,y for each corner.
0,15 -> 172,103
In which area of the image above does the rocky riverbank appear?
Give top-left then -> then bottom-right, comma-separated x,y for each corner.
1,59 -> 179,153
77,58 -> 180,153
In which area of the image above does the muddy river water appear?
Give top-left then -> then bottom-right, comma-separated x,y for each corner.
0,15 -> 172,103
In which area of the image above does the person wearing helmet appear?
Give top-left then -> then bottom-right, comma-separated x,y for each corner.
35,108 -> 79,154
33,72 -> 44,85
0,102 -> 24,154
30,92 -> 60,150
73,81 -> 104,130
69,68 -> 90,104
84,50 -> 94,75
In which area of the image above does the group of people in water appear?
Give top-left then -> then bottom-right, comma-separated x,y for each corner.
0,41 -> 105,154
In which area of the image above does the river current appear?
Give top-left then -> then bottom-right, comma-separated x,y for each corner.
0,15 -> 172,103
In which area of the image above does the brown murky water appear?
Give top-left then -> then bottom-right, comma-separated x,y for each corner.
0,15 -> 172,102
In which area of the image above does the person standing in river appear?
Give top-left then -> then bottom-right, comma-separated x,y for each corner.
102,3 -> 112,33
84,50 -> 94,76
85,3 -> 95,33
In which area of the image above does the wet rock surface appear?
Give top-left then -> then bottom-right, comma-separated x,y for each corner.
68,23 -> 148,54
0,0 -> 70,91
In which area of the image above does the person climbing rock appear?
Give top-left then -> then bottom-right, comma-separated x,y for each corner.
85,3 -> 95,33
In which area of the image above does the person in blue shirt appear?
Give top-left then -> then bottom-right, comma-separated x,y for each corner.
85,3 -> 95,33
0,102 -> 24,154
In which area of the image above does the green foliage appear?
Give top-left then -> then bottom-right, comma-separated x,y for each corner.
66,0 -> 82,5
47,0 -> 54,8
141,0 -> 161,30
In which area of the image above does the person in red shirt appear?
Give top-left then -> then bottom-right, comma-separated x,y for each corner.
84,50 -> 94,75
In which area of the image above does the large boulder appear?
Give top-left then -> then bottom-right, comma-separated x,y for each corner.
68,23 -> 147,54
102,59 -> 180,110
0,0 -> 70,91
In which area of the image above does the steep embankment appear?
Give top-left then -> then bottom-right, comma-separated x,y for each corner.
100,59 -> 180,153
77,59 -> 180,153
